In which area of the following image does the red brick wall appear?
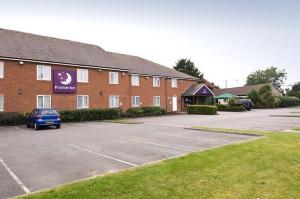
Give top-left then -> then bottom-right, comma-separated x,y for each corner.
0,60 -> 197,112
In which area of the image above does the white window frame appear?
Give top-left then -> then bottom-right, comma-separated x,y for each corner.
153,96 -> 160,107
171,78 -> 177,88
77,69 -> 89,83
36,95 -> 51,109
77,95 -> 89,109
0,61 -> 4,79
0,95 -> 4,111
37,65 -> 51,81
109,72 -> 119,85
131,75 -> 140,86
131,96 -> 141,107
109,95 -> 120,108
153,77 -> 160,87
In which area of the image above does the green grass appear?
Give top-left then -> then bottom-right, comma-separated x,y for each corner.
102,119 -> 143,124
293,127 -> 300,131
190,126 -> 266,135
270,115 -> 300,117
19,130 -> 300,199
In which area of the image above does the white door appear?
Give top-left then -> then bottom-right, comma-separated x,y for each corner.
172,96 -> 177,111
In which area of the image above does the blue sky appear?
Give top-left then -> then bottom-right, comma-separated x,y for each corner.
0,0 -> 299,88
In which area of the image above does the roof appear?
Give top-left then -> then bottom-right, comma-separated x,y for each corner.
213,93 -> 238,99
182,84 -> 214,96
214,84 -> 282,96
0,28 -> 198,80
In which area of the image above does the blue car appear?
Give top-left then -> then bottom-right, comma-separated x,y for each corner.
27,109 -> 61,130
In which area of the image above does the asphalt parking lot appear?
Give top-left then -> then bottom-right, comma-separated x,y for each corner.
0,121 -> 253,199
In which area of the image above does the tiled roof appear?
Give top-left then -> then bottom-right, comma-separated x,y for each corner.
214,84 -> 282,96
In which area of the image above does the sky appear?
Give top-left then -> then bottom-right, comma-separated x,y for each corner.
0,0 -> 299,88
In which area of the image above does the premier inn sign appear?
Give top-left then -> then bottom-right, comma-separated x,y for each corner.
53,69 -> 77,93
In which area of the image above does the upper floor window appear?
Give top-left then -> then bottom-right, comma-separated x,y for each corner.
132,96 -> 141,107
0,62 -> 3,79
77,95 -> 89,109
37,95 -> 51,109
153,77 -> 160,87
172,78 -> 177,88
153,96 -> 160,106
131,75 -> 139,86
0,95 -> 3,111
109,72 -> 119,84
77,69 -> 89,83
109,95 -> 119,108
37,65 -> 51,81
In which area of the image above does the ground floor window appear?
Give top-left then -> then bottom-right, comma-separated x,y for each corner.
37,95 -> 51,109
109,95 -> 119,108
153,96 -> 160,106
132,96 -> 141,107
77,95 -> 89,109
0,95 -> 3,111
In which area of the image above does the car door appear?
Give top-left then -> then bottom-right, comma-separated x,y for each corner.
29,109 -> 38,125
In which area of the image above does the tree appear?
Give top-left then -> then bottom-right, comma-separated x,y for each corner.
248,85 -> 275,108
173,59 -> 204,82
246,67 -> 287,93
289,82 -> 300,99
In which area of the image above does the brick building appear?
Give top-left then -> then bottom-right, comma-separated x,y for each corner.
0,29 -> 202,113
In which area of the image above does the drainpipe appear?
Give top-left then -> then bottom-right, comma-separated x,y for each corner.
165,78 -> 168,112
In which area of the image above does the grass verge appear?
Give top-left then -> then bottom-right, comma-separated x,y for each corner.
293,127 -> 300,131
190,126 -> 266,136
102,119 -> 143,124
270,115 -> 300,117
19,129 -> 300,199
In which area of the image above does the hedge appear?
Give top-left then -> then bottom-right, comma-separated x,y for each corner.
0,112 -> 28,126
217,105 -> 246,112
187,105 -> 217,115
278,96 -> 300,107
125,107 -> 166,118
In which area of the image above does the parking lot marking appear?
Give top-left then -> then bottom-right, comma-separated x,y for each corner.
155,132 -> 232,143
14,126 -> 29,133
0,158 -> 31,194
69,144 -> 137,167
130,139 -> 195,152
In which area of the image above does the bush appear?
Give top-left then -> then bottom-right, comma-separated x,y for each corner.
0,112 -> 27,126
217,105 -> 246,112
59,108 -> 121,122
228,98 -> 239,106
187,105 -> 217,115
248,85 -> 276,108
126,108 -> 144,118
142,106 -> 166,116
278,96 -> 300,107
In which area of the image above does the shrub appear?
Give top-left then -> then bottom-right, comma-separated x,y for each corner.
142,106 -> 166,116
217,105 -> 246,112
279,96 -> 300,107
228,98 -> 239,106
0,112 -> 27,126
126,108 -> 144,118
187,105 -> 217,115
248,85 -> 276,108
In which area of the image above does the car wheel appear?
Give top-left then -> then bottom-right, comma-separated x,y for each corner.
34,123 -> 39,131
56,125 -> 61,129
26,124 -> 30,128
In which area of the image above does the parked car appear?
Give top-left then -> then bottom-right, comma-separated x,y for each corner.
27,109 -> 61,130
237,99 -> 254,111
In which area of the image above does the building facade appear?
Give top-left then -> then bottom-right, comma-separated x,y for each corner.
0,29 -> 198,113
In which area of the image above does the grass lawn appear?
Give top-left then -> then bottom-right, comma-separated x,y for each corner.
294,127 -> 300,131
102,119 -> 143,124
19,129 -> 300,199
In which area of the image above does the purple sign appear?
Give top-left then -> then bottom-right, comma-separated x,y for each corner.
195,86 -> 213,96
53,69 -> 77,93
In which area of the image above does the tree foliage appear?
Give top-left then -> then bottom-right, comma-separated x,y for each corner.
248,85 -> 275,108
246,67 -> 287,93
289,82 -> 300,99
173,59 -> 204,82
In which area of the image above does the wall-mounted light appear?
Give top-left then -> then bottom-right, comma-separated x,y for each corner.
146,76 -> 149,79
18,88 -> 24,95
122,72 -> 126,76
19,61 -> 24,65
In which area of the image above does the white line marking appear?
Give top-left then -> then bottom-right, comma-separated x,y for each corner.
156,132 -> 231,143
0,158 -> 31,194
69,144 -> 137,167
143,122 -> 188,128
130,139 -> 195,152
14,126 -> 29,133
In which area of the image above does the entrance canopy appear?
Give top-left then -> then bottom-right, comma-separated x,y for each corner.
182,84 -> 214,97
214,93 -> 238,99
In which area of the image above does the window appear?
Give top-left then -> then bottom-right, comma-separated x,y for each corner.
171,78 -> 177,88
77,69 -> 89,83
37,95 -> 51,108
0,95 -> 3,111
153,77 -> 160,87
0,62 -> 3,79
153,96 -> 160,106
131,75 -> 139,86
109,95 -> 119,108
109,72 -> 119,84
77,95 -> 89,109
132,96 -> 141,107
37,65 -> 51,81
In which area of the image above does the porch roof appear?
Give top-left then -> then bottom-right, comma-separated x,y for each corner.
182,84 -> 214,97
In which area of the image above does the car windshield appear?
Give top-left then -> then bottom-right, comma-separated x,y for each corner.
40,109 -> 58,115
